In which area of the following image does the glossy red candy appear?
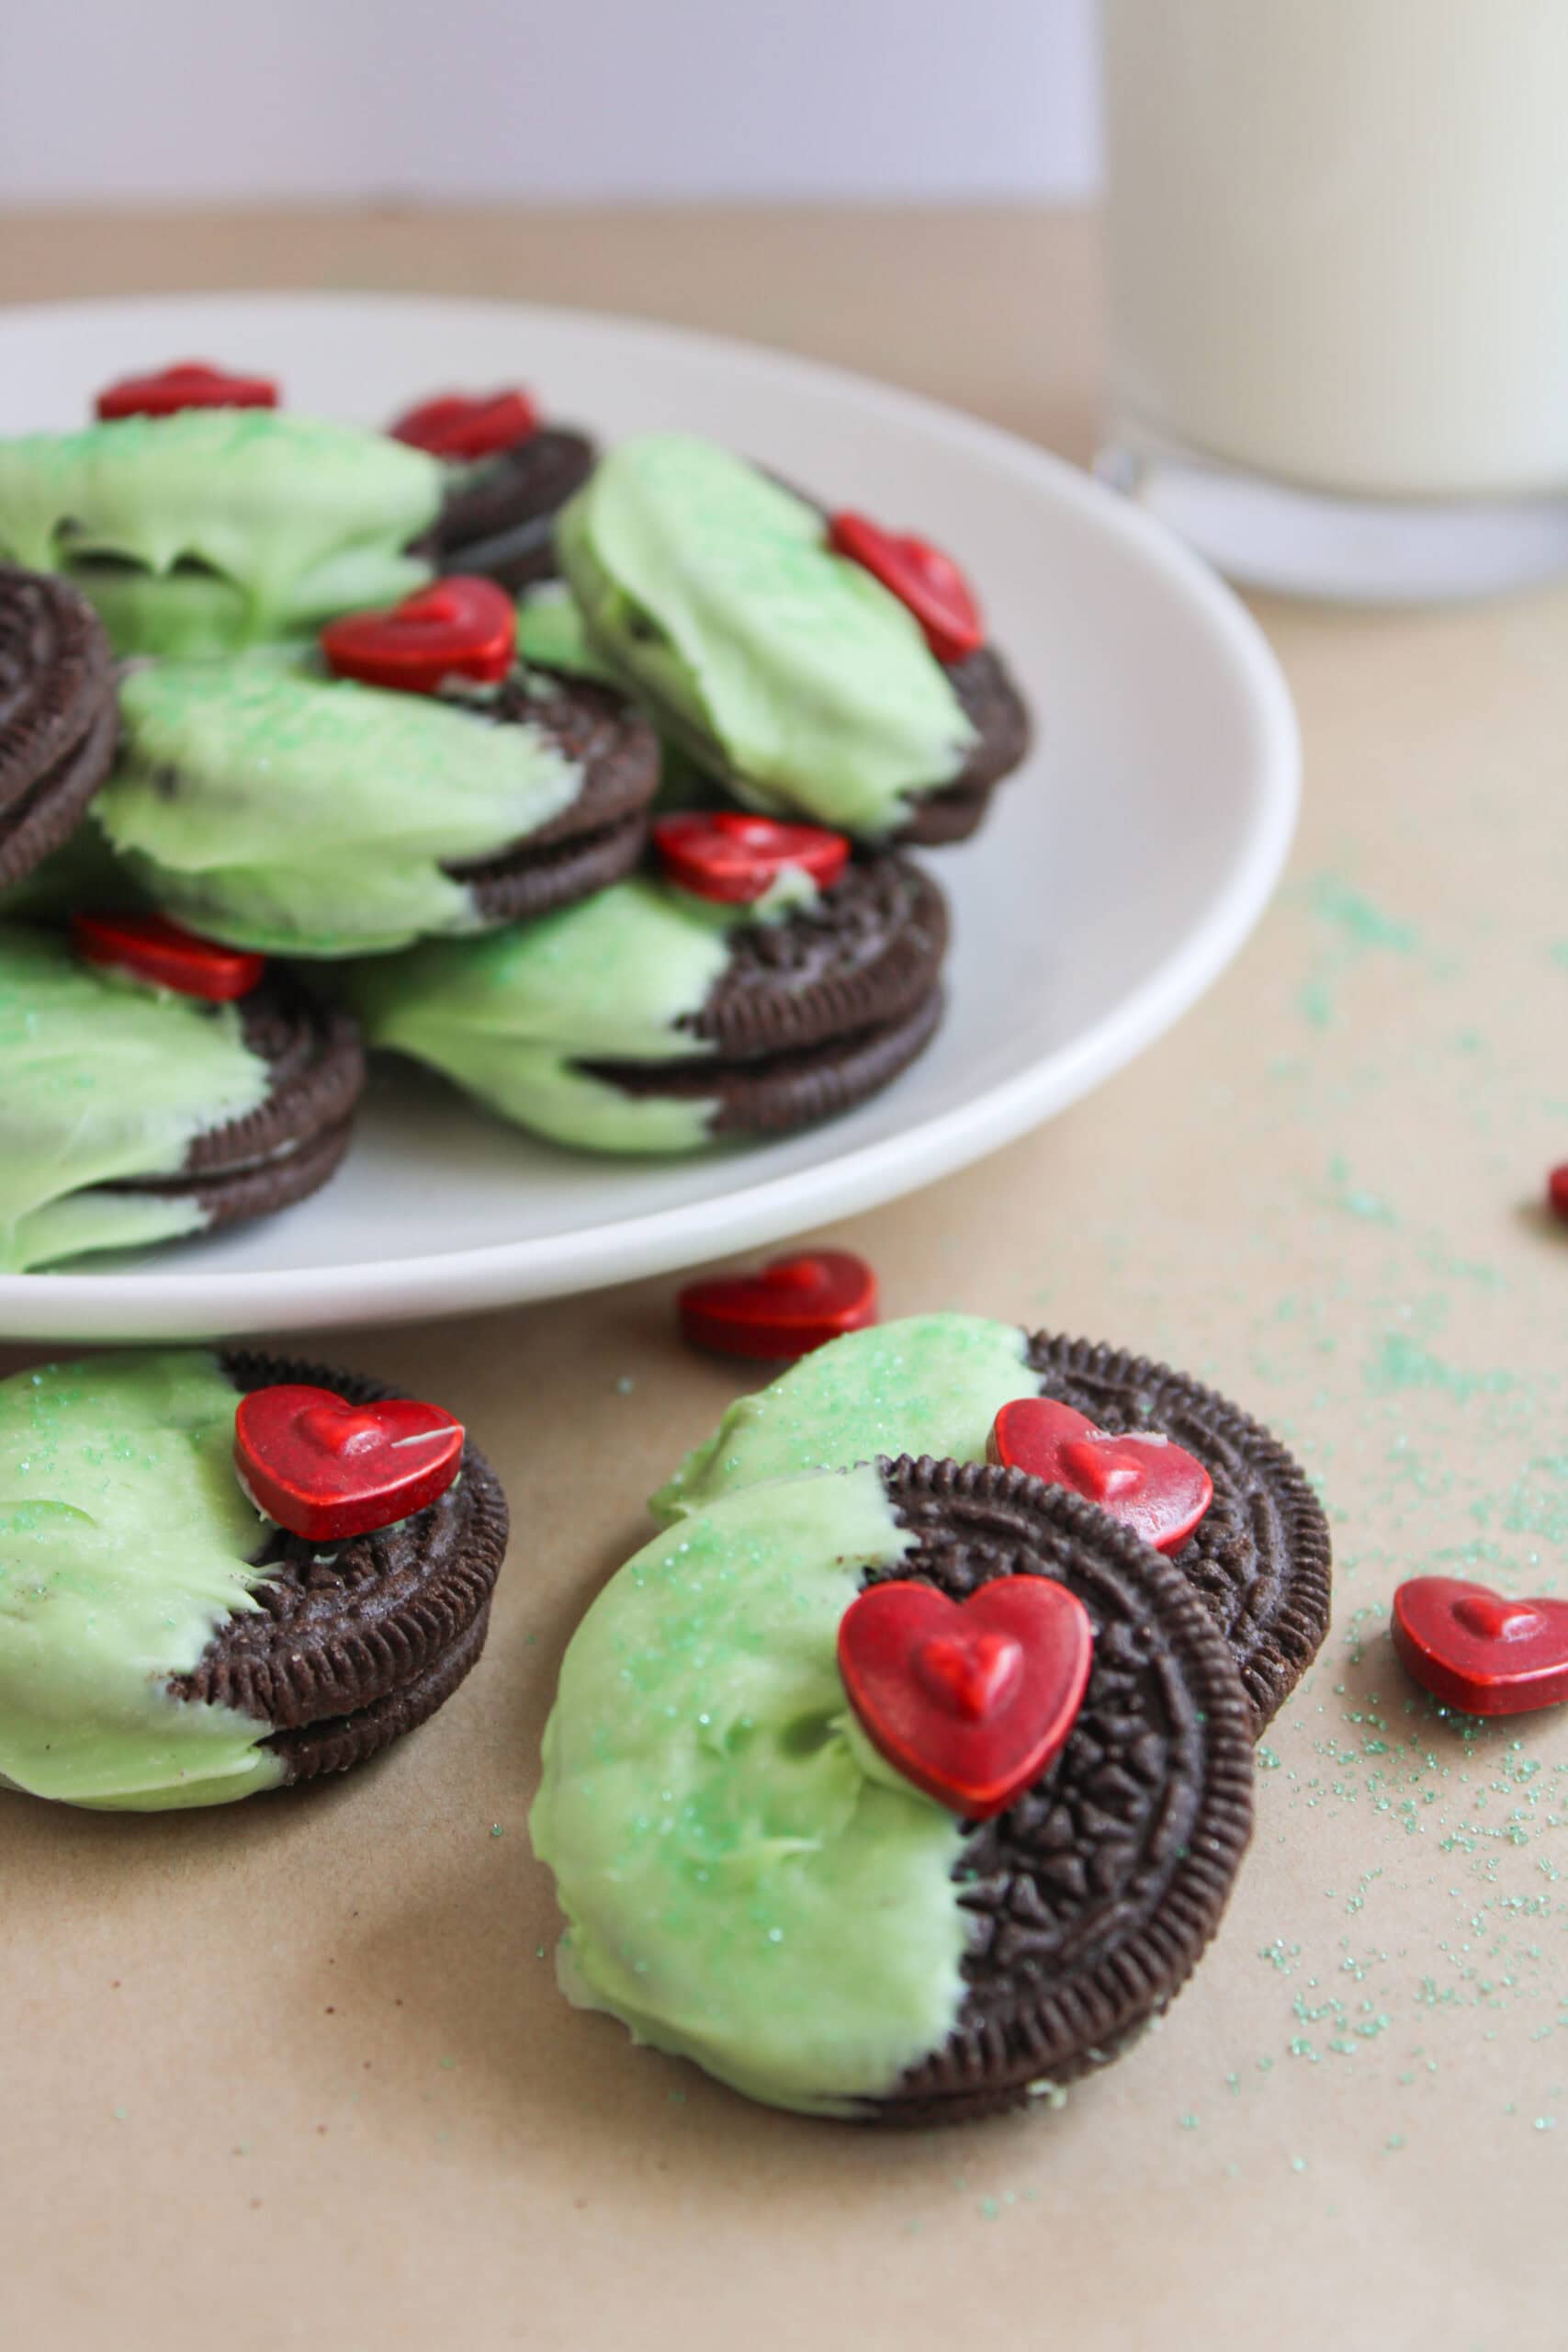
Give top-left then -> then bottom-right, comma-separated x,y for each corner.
653,811 -> 851,905
1392,1577 -> 1568,1716
838,1577 -> 1093,1819
72,912 -> 265,1002
320,576 -> 516,694
828,511 -> 984,664
95,360 -> 278,420
677,1250 -> 876,1360
234,1385 -> 465,1544
388,389 -> 540,461
987,1397 -> 1213,1555
1548,1165 -> 1568,1222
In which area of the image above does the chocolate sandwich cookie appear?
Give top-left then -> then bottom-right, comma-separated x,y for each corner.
0,1349 -> 506,1810
346,823 -> 949,1156
530,1454 -> 1252,2121
93,592 -> 660,956
0,407 -> 444,659
555,435 -> 1032,846
422,429 -> 599,591
653,1312 -> 1332,1731
0,921 -> 364,1272
0,566 -> 119,891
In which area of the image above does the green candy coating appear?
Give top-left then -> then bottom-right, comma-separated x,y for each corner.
0,1351 -> 283,1810
653,1313 -> 1035,1521
557,435 -> 976,838
0,924 -> 272,1272
529,1463 -> 969,2114
0,410 -> 442,656
98,657 -> 585,957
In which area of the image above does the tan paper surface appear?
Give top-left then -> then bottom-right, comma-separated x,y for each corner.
3,208 -> 1564,2350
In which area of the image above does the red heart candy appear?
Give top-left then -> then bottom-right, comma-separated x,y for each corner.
95,361 -> 278,421
838,1577 -> 1093,1819
234,1385 -> 465,1543
1393,1577 -> 1568,1716
828,512 -> 984,664
653,811 -> 851,905
388,389 -> 540,461
987,1397 -> 1213,1555
320,576 -> 516,695
677,1250 -> 876,1360
72,912 -> 265,1002
1548,1165 -> 1568,1223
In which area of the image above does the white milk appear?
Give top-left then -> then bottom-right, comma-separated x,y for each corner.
1103,0 -> 1568,500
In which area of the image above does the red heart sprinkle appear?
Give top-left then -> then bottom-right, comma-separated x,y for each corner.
828,512 -> 984,664
653,811 -> 851,905
95,361 -> 278,421
72,912 -> 265,1002
838,1577 -> 1093,1819
987,1397 -> 1214,1555
388,389 -> 540,461
1547,1165 -> 1568,1222
1392,1577 -> 1568,1716
234,1385 -> 465,1543
320,576 -> 517,695
677,1250 -> 876,1360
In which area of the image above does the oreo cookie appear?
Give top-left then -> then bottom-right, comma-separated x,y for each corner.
0,1349 -> 507,1810
1020,1333 -> 1333,1732
897,646 -> 1033,849
530,1453 -> 1252,2121
423,428 -> 598,590
0,565 -> 118,890
349,850 -> 949,1155
0,922 -> 365,1271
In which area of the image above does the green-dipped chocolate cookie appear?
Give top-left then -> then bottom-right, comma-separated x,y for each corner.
556,436 -> 1030,844
653,1313 -> 1332,1730
0,410 -> 443,657
346,852 -> 948,1155
0,565 -> 119,892
532,1455 -> 1252,2121
0,922 -> 364,1271
96,655 -> 659,957
0,1350 -> 507,1810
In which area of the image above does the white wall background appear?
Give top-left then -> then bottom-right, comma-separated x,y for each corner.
0,0 -> 1102,205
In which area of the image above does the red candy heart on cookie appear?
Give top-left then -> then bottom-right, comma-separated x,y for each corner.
320,576 -> 516,694
678,1250 -> 877,1360
389,389 -> 540,461
838,1577 -> 1093,1818
828,512 -> 984,664
653,811 -> 851,905
1392,1577 -> 1568,1716
987,1398 -> 1213,1555
95,360 -> 278,420
72,912 -> 265,1002
234,1386 -> 465,1543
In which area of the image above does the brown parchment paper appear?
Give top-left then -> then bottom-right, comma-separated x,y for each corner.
3,207 -> 1565,2352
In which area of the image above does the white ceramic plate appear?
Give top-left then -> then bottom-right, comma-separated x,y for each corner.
0,292 -> 1298,1343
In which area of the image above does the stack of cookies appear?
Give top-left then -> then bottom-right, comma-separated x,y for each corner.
0,366 -> 1032,1272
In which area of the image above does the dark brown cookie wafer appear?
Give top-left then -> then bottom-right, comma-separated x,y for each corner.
422,428 -> 597,589
443,671 -> 659,922
0,564 -> 119,888
165,1352 -> 509,1786
682,854 -> 948,1057
1021,1333 -> 1333,1732
581,984 -> 944,1142
865,1455 -> 1254,2125
897,646 -> 1033,848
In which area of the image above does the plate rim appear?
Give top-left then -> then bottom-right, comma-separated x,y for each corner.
0,289 -> 1300,1340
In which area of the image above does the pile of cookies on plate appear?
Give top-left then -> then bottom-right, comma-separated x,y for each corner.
0,363 -> 1031,1272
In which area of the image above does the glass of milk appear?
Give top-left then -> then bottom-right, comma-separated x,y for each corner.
1098,0 -> 1568,599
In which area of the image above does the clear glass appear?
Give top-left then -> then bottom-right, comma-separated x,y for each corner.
1098,0 -> 1568,601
